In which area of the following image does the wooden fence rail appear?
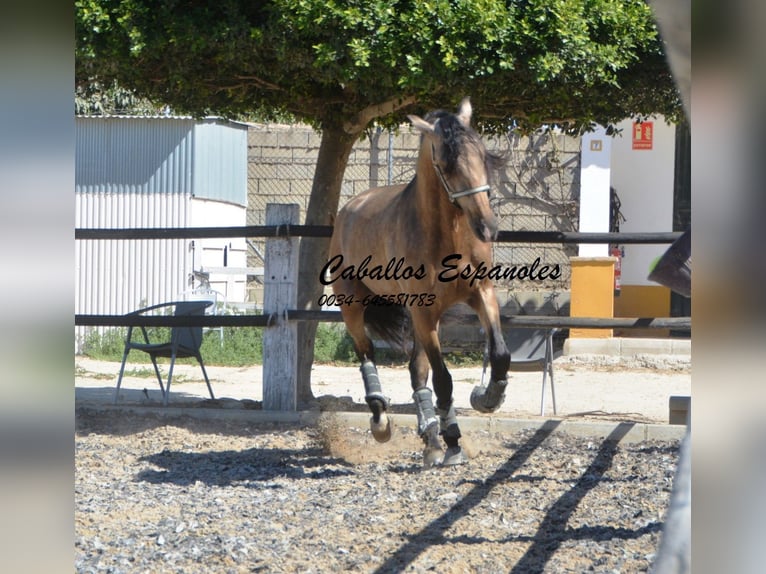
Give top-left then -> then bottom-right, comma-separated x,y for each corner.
74,312 -> 690,331
75,226 -> 682,244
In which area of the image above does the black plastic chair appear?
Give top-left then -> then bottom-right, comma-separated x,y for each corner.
113,300 -> 215,406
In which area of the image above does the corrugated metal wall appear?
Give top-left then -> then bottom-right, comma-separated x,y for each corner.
76,117 -> 195,194
75,116 -> 247,352
193,119 -> 248,206
75,193 -> 191,311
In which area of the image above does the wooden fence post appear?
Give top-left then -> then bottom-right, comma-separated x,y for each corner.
263,204 -> 299,411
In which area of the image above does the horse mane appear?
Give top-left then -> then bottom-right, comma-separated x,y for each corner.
425,109 -> 507,183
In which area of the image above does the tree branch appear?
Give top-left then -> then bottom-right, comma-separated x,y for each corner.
343,95 -> 417,135
234,75 -> 284,91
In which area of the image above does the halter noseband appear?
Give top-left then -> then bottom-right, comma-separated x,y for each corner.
431,144 -> 491,205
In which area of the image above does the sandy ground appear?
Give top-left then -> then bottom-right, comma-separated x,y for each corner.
75,354 -> 691,424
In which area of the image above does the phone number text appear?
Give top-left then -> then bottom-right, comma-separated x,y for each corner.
318,293 -> 436,307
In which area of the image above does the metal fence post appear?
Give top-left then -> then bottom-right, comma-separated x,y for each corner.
263,203 -> 299,411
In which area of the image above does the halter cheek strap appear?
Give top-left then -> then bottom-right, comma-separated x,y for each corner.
431,144 -> 491,205
448,184 -> 491,200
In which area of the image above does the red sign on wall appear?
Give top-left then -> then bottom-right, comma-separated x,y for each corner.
632,121 -> 653,150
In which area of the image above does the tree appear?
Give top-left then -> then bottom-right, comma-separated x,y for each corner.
77,0 -> 681,405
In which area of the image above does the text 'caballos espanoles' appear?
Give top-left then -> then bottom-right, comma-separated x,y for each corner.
320,254 -> 561,287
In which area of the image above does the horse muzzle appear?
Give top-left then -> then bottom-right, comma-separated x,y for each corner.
472,216 -> 498,243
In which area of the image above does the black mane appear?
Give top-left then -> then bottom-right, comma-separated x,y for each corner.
426,109 -> 506,178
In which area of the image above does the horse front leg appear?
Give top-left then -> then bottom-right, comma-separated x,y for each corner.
468,286 -> 511,413
412,313 -> 467,466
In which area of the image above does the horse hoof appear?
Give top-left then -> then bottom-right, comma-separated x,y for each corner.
442,446 -> 468,466
422,445 -> 444,469
470,385 -> 491,412
370,414 -> 392,443
470,384 -> 505,413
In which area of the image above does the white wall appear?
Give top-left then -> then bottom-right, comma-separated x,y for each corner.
610,117 -> 676,285
579,127 -> 613,257
189,198 -> 248,303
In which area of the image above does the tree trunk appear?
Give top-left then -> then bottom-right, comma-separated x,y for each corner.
296,123 -> 359,406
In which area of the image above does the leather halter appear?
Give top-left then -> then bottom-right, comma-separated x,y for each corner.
431,144 -> 491,205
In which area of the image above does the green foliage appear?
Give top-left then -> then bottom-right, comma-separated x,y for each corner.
312,324 -> 358,364
444,350 -> 485,368
76,0 -> 681,133
80,324 -> 359,365
200,326 -> 264,367
81,327 -> 128,360
75,80 -> 164,115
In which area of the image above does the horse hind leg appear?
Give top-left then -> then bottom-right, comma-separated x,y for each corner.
361,359 -> 392,442
337,292 -> 392,442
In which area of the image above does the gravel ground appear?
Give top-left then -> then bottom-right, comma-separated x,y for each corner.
75,408 -> 679,573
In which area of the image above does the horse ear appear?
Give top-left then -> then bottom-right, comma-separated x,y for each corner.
408,114 -> 435,135
457,97 -> 472,126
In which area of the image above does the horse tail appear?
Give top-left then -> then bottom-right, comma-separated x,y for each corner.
363,303 -> 411,352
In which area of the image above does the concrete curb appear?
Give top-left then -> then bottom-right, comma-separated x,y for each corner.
76,403 -> 686,443
319,412 -> 686,443
564,337 -> 691,356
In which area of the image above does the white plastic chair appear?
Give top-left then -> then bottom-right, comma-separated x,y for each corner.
181,284 -> 226,345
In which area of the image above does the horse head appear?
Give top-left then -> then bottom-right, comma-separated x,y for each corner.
408,97 -> 504,243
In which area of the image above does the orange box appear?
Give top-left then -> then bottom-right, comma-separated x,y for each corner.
570,257 -> 616,338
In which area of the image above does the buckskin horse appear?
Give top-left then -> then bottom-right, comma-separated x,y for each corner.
326,98 -> 510,467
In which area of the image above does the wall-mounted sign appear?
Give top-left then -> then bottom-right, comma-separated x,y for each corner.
632,121 -> 653,150
590,139 -> 603,151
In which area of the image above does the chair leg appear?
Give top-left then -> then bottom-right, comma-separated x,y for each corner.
197,354 -> 215,400
547,332 -> 557,415
114,344 -> 131,404
540,331 -> 558,416
149,356 -> 166,397
163,352 -> 177,407
549,364 -> 557,415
